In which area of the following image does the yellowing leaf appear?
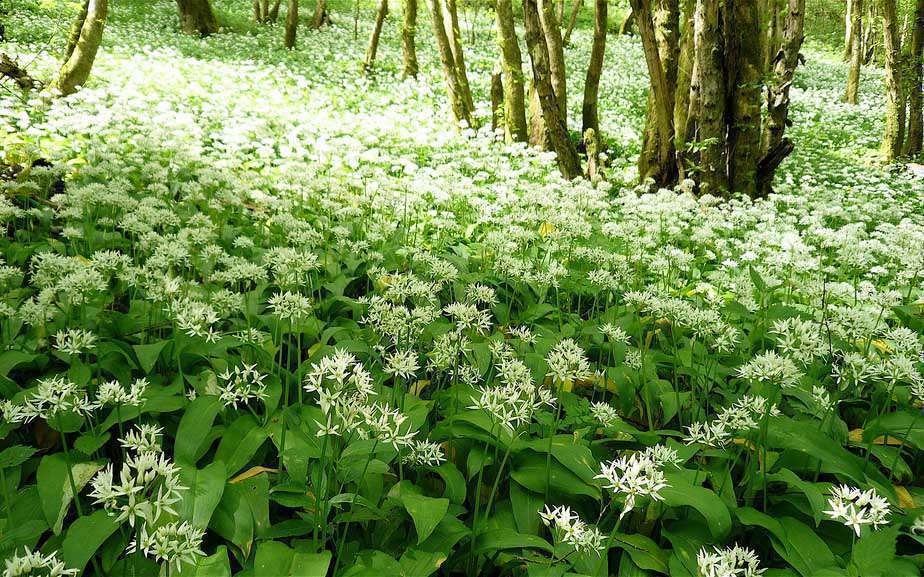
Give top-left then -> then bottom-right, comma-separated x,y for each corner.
894,485 -> 916,509
229,466 -> 278,484
539,221 -> 555,237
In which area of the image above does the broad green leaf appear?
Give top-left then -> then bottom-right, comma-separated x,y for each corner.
176,546 -> 232,577
254,541 -> 331,577
472,529 -> 554,555
660,472 -> 731,540
178,460 -> 226,530
864,411 -> 924,451
175,395 -> 223,463
37,454 -> 105,534
0,445 -> 36,468
133,340 -> 170,374
389,482 -> 450,544
61,509 -> 120,572
851,526 -> 898,577
215,414 -> 268,478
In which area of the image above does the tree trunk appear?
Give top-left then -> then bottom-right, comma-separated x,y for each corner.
54,0 -> 106,96
402,0 -> 419,76
863,1 -> 875,64
881,0 -> 904,161
692,0 -> 725,194
619,8 -> 636,35
364,0 -> 389,73
539,0 -> 568,124
270,0 -> 282,22
444,0 -> 476,116
764,0 -> 784,73
563,0 -> 582,45
284,0 -> 298,48
495,0 -> 529,141
582,0 -> 607,142
64,0 -> 90,61
728,0 -> 763,196
844,0 -> 862,104
844,0 -> 854,60
674,0 -> 695,176
492,60 -> 505,131
756,0 -> 805,196
428,0 -> 473,124
631,0 -> 678,186
523,0 -> 582,178
905,0 -> 924,155
177,0 -> 219,35
311,0 -> 328,27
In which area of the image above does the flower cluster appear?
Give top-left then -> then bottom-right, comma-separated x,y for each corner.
823,485 -> 891,536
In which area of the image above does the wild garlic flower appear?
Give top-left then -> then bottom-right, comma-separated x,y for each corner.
714,395 -> 780,432
400,439 -> 446,467
166,297 -> 221,342
355,402 -> 417,449
546,339 -> 592,388
640,444 -> 681,468
600,323 -> 630,344
770,317 -> 825,365
697,545 -> 765,577
89,434 -> 185,527
590,401 -> 620,428
96,378 -> 148,407
540,505 -> 605,555
53,329 -> 97,356
127,521 -> 205,573
217,363 -> 268,408
595,453 -> 669,519
684,421 -> 732,448
384,349 -> 420,380
823,485 -> 890,536
3,547 -> 77,577
428,332 -> 471,371
119,424 -> 162,455
910,515 -> 924,535
267,290 -> 312,322
737,350 -> 803,388
506,325 -> 537,345
443,302 -> 492,334
303,348 -> 375,415
465,283 -> 497,306
811,386 -> 836,413
15,375 -> 94,423
470,358 -> 555,433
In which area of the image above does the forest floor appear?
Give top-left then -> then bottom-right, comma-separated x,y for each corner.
1,1 -> 924,576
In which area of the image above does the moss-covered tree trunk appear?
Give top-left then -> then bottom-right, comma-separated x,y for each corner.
54,0 -> 107,96
692,0 -> 725,194
844,0 -> 862,103
673,0 -> 695,174
562,0 -> 582,45
311,0 -> 328,27
364,0 -> 389,72
727,0 -> 763,196
844,0 -> 854,60
494,0 -> 528,141
631,0 -> 678,186
756,0 -> 805,196
581,0 -> 607,142
881,0 -> 904,161
538,0 -> 568,124
284,0 -> 298,48
402,0 -> 419,77
904,0 -> 924,156
428,0 -> 473,124
444,0 -> 476,117
177,0 -> 219,35
523,0 -> 582,178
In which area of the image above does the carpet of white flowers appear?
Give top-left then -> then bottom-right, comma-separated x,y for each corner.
1,0 -> 924,576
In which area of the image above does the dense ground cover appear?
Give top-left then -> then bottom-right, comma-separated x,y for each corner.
1,1 -> 924,576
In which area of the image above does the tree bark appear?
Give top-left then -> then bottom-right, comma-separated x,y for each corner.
728,0 -> 763,196
757,0 -> 805,196
904,0 -> 924,156
881,0 -> 904,161
692,0 -> 725,194
523,0 -> 582,178
54,0 -> 106,96
270,0 -> 282,22
444,0 -> 476,116
364,0 -> 389,72
844,0 -> 854,60
492,60 -> 505,131
284,0 -> 298,48
844,0 -> 862,104
632,0 -> 678,185
402,0 -> 419,76
495,0 -> 529,141
582,0 -> 607,142
64,0 -> 90,61
177,0 -> 219,35
674,0 -> 695,176
539,0 -> 568,123
428,0 -> 473,124
311,0 -> 328,27
619,8 -> 636,35
563,0 -> 582,44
